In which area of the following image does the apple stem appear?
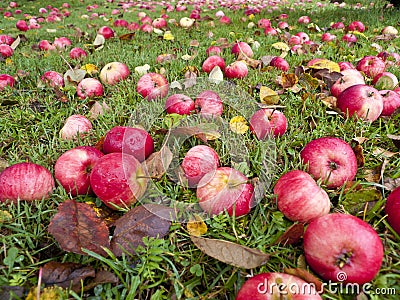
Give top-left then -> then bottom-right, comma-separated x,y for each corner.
336,250 -> 353,268
329,161 -> 338,170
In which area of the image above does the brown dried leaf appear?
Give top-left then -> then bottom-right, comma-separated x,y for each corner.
89,101 -> 111,120
260,55 -> 275,67
144,145 -> 173,179
387,134 -> 400,150
372,34 -> 398,41
191,236 -> 269,269
64,69 -> 86,86
274,223 -> 304,246
170,125 -> 220,143
119,33 -> 136,41
110,204 -> 173,256
0,158 -> 9,173
48,200 -> 110,256
384,177 -> 400,191
237,52 -> 261,69
184,70 -> 197,89
373,147 -> 398,158
313,69 -> 342,89
214,37 -> 231,48
364,166 -> 382,183
189,39 -> 200,47
83,270 -> 119,291
53,87 -> 68,103
353,144 -> 365,168
284,268 -> 324,292
276,73 -> 298,89
319,95 -> 337,109
42,261 -> 95,292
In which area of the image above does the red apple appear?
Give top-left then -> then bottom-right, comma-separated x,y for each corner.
338,61 -> 356,71
127,22 -> 140,31
219,16 -> 231,25
113,19 -> 129,28
197,167 -> 254,217
0,73 -> 15,91
224,61 -> 248,79
102,126 -> 154,162
331,22 -> 345,30
289,35 -> 302,46
303,213 -> 384,285
195,90 -> 223,117
336,84 -> 383,122
341,33 -> 357,43
165,93 -> 195,115
321,32 -> 336,42
269,56 -> 289,72
38,40 -> 56,51
257,18 -> 271,29
277,21 -> 289,30
356,56 -> 386,79
0,44 -> 13,58
0,35 -> 15,45
202,55 -> 226,73
98,26 -> 115,39
59,114 -> 92,140
54,146 -> 104,196
0,162 -> 55,203
99,61 -> 130,85
140,24 -> 153,33
330,69 -> 365,98
386,187 -> 400,235
136,72 -> 168,101
379,90 -> 400,116
274,170 -> 330,223
372,72 -> 398,90
264,26 -> 278,36
300,137 -> 358,188
181,145 -> 220,188
53,37 -> 71,49
89,152 -> 148,209
297,15 -> 310,24
41,71 -> 64,88
206,46 -> 222,56
347,20 -> 365,32
231,42 -> 253,58
16,20 -> 29,31
152,17 -> 167,29
249,109 -> 287,139
236,272 -> 322,299
69,47 -> 88,60
76,78 -> 104,99
295,32 -> 310,42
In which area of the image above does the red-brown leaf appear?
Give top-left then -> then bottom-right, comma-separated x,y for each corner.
48,200 -> 110,256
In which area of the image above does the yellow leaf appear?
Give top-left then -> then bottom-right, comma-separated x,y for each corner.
229,116 -> 249,134
5,58 -> 13,66
187,214 -> 208,236
248,14 -> 255,20
307,59 -> 340,73
81,64 -> 98,76
349,31 -> 368,39
272,42 -> 290,52
259,86 -> 280,104
163,31 -> 174,41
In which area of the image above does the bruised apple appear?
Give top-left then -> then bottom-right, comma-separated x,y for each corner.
90,152 -> 148,209
274,170 -> 330,223
197,167 -> 254,217
236,272 -> 322,299
303,213 -> 384,285
54,146 -> 104,196
0,162 -> 55,203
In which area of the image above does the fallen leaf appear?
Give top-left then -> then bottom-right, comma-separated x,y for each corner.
119,32 -> 136,41
110,204 -> 173,256
186,215 -> 208,236
319,95 -> 337,109
209,66 -> 223,84
170,125 -> 220,143
191,236 -> 269,269
64,69 -> 86,86
10,35 -> 20,50
42,261 -> 95,292
53,87 -> 68,103
260,55 -> 275,67
277,73 -> 298,89
274,223 -> 304,246
0,157 -> 9,173
89,101 -> 111,120
384,177 -> 400,191
184,70 -> 197,89
229,116 -> 249,134
83,270 -> 119,291
387,134 -> 400,150
144,145 -> 173,179
135,64 -> 150,76
0,210 -> 12,223
157,53 -> 176,64
353,143 -> 365,168
259,86 -> 279,105
163,31 -> 175,41
373,147 -> 398,158
271,42 -> 290,55
48,200 -> 110,256
189,40 -> 200,47
81,64 -> 98,76
284,268 -> 323,292
93,34 -> 105,48
307,59 -> 340,73
342,188 -> 382,216
237,52 -> 261,69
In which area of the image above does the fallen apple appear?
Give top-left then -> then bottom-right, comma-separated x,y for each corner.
202,55 -> 226,73
303,213 -> 384,285
59,114 -> 92,140
0,162 -> 55,203
0,73 -> 15,90
249,108 -> 288,139
89,152 -> 148,209
165,93 -> 195,115
0,44 -> 14,58
195,90 -> 223,117
356,55 -> 386,79
379,90 -> 400,117
41,71 -> 64,88
69,47 -> 88,60
372,72 -> 399,91
99,61 -> 130,85
231,41 -> 253,58
76,78 -> 104,99
224,61 -> 248,79
197,167 -> 254,217
330,69 -> 365,98
98,26 -> 115,39
136,72 -> 168,101
385,186 -> 400,235
54,146 -> 104,196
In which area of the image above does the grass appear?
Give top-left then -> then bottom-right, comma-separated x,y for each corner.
1,0 -> 400,299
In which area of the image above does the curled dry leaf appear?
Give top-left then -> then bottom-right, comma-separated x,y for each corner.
373,147 -> 398,158
83,270 -> 119,291
10,36 -> 21,50
387,134 -> 400,150
184,70 -> 197,89
48,200 -> 110,256
144,144 -> 173,179
110,204 -> 174,256
259,86 -> 279,105
119,33 -> 136,41
273,223 -> 304,246
64,69 -> 86,86
190,236 -> 269,269
352,143 -> 365,168
42,261 -> 95,292
93,34 -> 105,48
237,52 -> 261,69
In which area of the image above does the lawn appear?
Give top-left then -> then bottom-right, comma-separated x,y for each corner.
0,0 -> 400,299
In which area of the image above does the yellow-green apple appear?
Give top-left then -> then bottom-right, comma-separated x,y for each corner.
99,62 -> 130,85
274,170 -> 331,223
385,187 -> 400,235
181,145 -> 220,188
165,93 -> 195,115
197,167 -> 254,217
303,213 -> 384,285
54,146 -> 104,196
89,152 -> 148,209
76,78 -> 104,99
336,84 -> 383,122
236,272 -> 322,299
300,137 -> 358,188
136,72 -> 168,101
0,162 -> 55,203
249,109 -> 288,139
102,126 -> 154,162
